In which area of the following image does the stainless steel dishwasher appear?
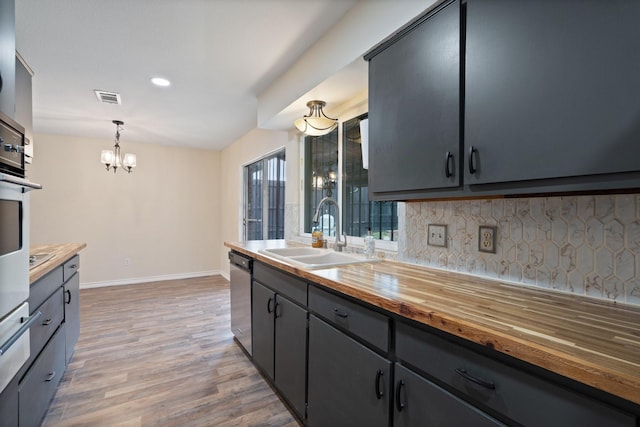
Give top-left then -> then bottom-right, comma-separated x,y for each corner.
229,251 -> 252,355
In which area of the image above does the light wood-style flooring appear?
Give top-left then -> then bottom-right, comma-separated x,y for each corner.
42,276 -> 299,427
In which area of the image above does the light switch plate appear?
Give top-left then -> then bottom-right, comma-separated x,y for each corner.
428,224 -> 447,247
479,225 -> 497,254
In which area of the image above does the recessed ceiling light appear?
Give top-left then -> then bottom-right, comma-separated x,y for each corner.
151,77 -> 171,87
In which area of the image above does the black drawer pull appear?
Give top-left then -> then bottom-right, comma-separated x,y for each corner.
69,264 -> 78,269
395,380 -> 406,412
45,371 -> 56,382
455,368 -> 495,390
42,318 -> 53,326
333,308 -> 349,318
267,297 -> 274,314
468,146 -> 478,174
445,151 -> 453,178
375,370 -> 384,399
65,289 -> 72,304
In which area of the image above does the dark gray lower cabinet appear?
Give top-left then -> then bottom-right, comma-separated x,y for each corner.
63,272 -> 80,364
396,321 -> 636,427
394,364 -> 504,427
0,375 -> 19,427
251,281 -> 275,380
273,295 -> 307,418
307,315 -> 391,427
18,324 -> 66,427
251,280 -> 307,419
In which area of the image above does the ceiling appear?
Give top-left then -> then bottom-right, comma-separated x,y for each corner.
15,0 -> 366,150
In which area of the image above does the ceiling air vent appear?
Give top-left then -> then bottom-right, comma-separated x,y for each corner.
94,90 -> 122,105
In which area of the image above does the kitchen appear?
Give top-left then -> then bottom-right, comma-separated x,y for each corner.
1,0 -> 640,426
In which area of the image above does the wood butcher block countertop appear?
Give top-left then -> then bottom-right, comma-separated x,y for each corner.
225,240 -> 640,407
30,243 -> 87,284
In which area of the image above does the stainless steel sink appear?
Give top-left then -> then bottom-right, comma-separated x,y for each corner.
260,247 -> 380,269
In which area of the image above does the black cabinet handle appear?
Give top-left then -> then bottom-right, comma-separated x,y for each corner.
42,318 -> 53,326
333,308 -> 349,318
45,371 -> 56,382
267,297 -> 274,314
445,151 -> 453,178
468,146 -> 478,174
274,302 -> 281,319
65,289 -> 72,304
455,368 -> 495,390
395,380 -> 406,412
375,370 -> 384,399
69,264 -> 78,269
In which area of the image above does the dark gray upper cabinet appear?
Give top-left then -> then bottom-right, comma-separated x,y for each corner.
366,0 -> 460,200
0,0 -> 15,118
465,0 -> 640,187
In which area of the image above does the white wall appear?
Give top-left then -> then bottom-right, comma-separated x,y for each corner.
218,128 -> 298,275
28,133 -> 221,286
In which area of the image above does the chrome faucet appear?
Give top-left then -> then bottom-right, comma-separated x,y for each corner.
312,197 -> 347,252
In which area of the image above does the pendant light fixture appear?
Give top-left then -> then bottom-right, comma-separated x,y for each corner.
294,100 -> 338,136
100,120 -> 136,174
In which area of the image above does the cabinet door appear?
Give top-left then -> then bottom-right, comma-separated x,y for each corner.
307,315 -> 391,427
465,0 -> 640,185
0,0 -> 16,118
394,364 -> 504,427
251,281 -> 275,380
63,272 -> 80,364
274,295 -> 307,419
0,374 -> 18,427
18,324 -> 66,427
368,0 -> 460,199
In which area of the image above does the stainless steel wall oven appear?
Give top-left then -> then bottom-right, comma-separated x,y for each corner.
0,112 -> 41,394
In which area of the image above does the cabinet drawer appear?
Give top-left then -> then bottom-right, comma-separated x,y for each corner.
29,266 -> 63,312
29,287 -> 64,366
19,324 -> 66,427
396,322 -> 635,427
394,363 -> 505,427
309,286 -> 389,352
62,255 -> 79,282
253,262 -> 307,306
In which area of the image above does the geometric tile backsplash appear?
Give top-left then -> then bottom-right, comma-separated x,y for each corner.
400,194 -> 640,306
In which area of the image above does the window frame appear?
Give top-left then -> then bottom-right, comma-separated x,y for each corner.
298,110 -> 398,253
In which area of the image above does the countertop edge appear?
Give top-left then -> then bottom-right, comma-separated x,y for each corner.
30,243 -> 87,284
225,241 -> 640,407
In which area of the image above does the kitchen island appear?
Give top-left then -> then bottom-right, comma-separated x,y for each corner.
226,240 -> 640,426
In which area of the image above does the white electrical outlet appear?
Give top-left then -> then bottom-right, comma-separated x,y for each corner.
478,226 -> 497,254
427,224 -> 447,247
124,257 -> 131,266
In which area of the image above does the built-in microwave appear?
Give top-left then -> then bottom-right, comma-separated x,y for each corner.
0,111 -> 25,178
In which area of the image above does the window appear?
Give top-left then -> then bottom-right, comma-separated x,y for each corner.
303,129 -> 338,236
303,114 -> 397,242
244,150 -> 286,240
342,114 -> 397,241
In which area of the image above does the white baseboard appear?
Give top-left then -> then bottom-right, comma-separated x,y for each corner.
81,270 -> 226,289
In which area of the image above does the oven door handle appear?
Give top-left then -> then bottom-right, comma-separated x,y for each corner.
0,173 -> 42,190
0,311 -> 42,356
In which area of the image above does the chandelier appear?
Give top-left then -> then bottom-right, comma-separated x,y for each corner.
100,120 -> 136,173
294,100 -> 338,136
